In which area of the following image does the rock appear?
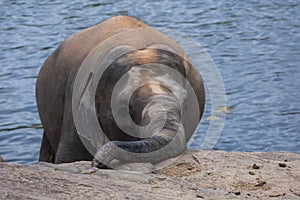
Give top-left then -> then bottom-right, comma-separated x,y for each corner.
114,162 -> 154,172
278,163 -> 287,168
252,163 -> 260,169
96,169 -> 154,184
269,193 -> 285,197
249,171 -> 255,175
0,150 -> 300,199
255,180 -> 266,187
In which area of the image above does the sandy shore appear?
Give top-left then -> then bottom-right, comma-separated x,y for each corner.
0,150 -> 299,199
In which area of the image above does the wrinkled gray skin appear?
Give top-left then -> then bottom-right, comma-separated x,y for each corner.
36,16 -> 205,168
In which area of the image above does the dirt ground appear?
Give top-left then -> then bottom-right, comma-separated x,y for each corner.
0,150 -> 300,199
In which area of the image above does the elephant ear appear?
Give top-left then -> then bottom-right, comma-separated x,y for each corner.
72,43 -> 136,155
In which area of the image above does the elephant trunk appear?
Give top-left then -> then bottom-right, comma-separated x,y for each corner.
93,88 -> 187,167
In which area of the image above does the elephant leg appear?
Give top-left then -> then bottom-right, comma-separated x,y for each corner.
54,102 -> 93,163
39,131 -> 55,163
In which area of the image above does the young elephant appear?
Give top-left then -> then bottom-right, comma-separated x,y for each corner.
36,15 -> 205,168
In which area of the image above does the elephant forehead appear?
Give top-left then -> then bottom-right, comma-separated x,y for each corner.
124,48 -> 160,63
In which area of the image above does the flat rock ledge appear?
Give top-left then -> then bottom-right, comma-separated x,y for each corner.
1,150 -> 300,200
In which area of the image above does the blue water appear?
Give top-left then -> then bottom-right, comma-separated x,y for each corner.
0,0 -> 299,163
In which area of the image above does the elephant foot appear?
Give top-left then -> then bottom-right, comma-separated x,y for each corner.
91,158 -> 112,169
92,142 -> 116,169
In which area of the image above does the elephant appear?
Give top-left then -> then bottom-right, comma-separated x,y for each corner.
36,15 -> 205,168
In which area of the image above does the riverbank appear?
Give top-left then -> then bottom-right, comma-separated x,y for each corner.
0,150 -> 299,199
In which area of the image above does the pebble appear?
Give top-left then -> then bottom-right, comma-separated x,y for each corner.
278,163 -> 287,168
249,171 -> 255,175
255,180 -> 266,187
196,193 -> 204,198
269,193 -> 285,197
252,164 -> 260,169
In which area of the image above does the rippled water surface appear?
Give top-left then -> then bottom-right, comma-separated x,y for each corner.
0,0 -> 299,163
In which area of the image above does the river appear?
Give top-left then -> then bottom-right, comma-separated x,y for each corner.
0,0 -> 299,163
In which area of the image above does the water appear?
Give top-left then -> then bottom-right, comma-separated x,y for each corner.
0,0 -> 299,163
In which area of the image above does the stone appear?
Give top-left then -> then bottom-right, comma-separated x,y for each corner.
0,150 -> 299,199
